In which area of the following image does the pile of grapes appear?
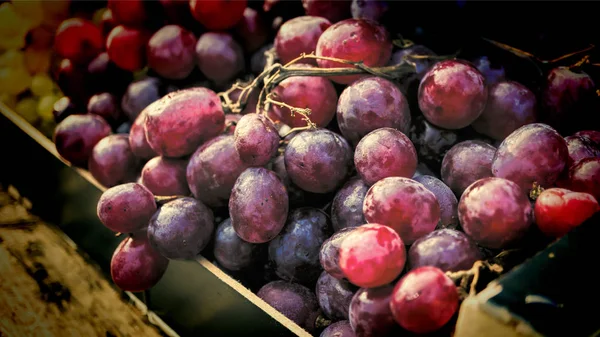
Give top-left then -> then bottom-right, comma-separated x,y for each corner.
30,0 -> 600,336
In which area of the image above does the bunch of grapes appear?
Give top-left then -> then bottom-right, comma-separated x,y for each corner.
19,0 -> 600,336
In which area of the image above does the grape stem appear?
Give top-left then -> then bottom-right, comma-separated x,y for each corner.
446,260 -> 504,297
529,182 -> 545,201
153,195 -> 186,205
314,314 -> 332,329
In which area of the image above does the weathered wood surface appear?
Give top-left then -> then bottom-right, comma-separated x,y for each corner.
0,185 -> 165,337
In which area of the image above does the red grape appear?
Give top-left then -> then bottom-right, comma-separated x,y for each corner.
189,0 -> 247,31
354,127 -> 418,186
316,271 -> 357,321
564,157 -> 600,202
270,65 -> 338,128
106,25 -> 151,72
408,228 -> 482,272
97,183 -> 157,233
472,81 -> 538,141
160,0 -> 201,32
140,156 -> 190,196
302,0 -> 352,23
458,177 -> 533,249
144,87 -> 225,158
472,56 -> 505,86
54,18 -> 103,65
320,320 -> 355,337
235,8 -> 270,53
87,52 -> 134,96
320,227 -> 357,279
413,175 -> 459,229
418,59 -> 488,129
110,234 -> 169,292
284,129 -> 353,193
565,134 -> 600,166
257,281 -> 321,332
195,32 -> 245,86
390,266 -> 459,334
492,123 -> 569,193
534,188 -> 599,238
348,285 -> 397,337
89,134 -> 140,188
214,218 -> 263,271
87,93 -> 122,125
233,113 -> 280,166
337,76 -> 411,146
147,197 -> 214,259
363,177 -> 440,244
186,135 -> 250,208
147,25 -> 197,80
316,19 -> 392,84
274,16 -> 331,65
56,59 -> 90,106
441,140 -> 496,197
108,0 -> 148,27
339,224 -> 406,288
223,113 -> 243,135
331,177 -> 368,231
53,114 -> 112,167
129,105 -> 158,160
574,130 -> 600,144
229,167 -> 289,243
408,114 -> 459,173
351,0 -> 389,21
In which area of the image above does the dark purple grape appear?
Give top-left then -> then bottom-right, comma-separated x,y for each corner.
284,129 -> 352,193
116,122 -> 131,134
320,320 -> 356,337
565,134 -> 600,166
214,218 -> 263,271
230,167 -> 289,243
89,134 -> 140,187
195,32 -> 244,86
337,76 -> 411,146
121,77 -> 163,121
331,177 -> 368,232
319,227 -> 357,280
87,92 -> 123,125
389,45 -> 436,79
147,25 -> 197,80
234,7 -> 270,53
458,177 -> 533,249
472,56 -> 505,86
53,114 -> 112,167
492,123 -> 569,193
413,175 -> 459,229
187,135 -> 250,208
472,81 -> 537,141
97,183 -> 157,233
441,140 -> 496,197
408,114 -> 459,173
354,127 -> 417,185
257,280 -> 321,332
268,207 -> 331,284
250,43 -> 273,75
302,0 -> 352,23
408,228 -> 482,272
316,271 -> 358,321
87,52 -> 133,95
147,197 -> 214,259
234,113 -> 280,166
351,0 -> 389,21
140,156 -> 190,196
128,105 -> 158,160
348,286 -> 397,337
412,163 -> 437,179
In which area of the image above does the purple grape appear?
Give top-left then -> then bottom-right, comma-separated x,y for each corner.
268,207 -> 331,284
128,105 -> 158,160
140,156 -> 190,196
121,77 -> 163,121
302,0 -> 351,23
147,25 -> 197,80
348,286 -> 397,337
147,197 -> 214,259
87,52 -> 133,95
441,140 -> 496,197
408,114 -> 459,173
472,81 -> 537,141
250,43 -> 273,75
351,0 -> 389,22
187,135 -> 250,208
492,123 -> 569,193
320,320 -> 356,337
354,127 -> 418,186
565,134 -> 600,166
87,92 -> 123,125
195,32 -> 244,85
284,129 -> 352,193
274,15 -> 331,65
234,113 -> 280,166
54,114 -> 112,168
412,163 -> 437,179
97,183 -> 157,233
230,167 -> 289,243
214,218 -> 263,271
316,271 -> 358,321
458,177 -> 533,249
389,44 -> 436,79
331,177 -> 368,232
319,227 -> 357,280
408,228 -> 482,272
272,153 -> 307,206
413,175 -> 459,229
337,76 -> 411,146
116,122 -> 131,134
257,280 -> 321,332
89,134 -> 141,187
472,56 -> 505,86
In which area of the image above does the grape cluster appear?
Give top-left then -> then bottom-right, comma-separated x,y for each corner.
17,0 -> 600,336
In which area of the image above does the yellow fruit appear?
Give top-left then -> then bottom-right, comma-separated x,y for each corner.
0,4 -> 28,49
24,47 -> 52,74
0,66 -> 31,95
0,49 -> 25,68
38,95 -> 60,122
15,97 -> 39,124
31,74 -> 55,97
12,0 -> 44,29
0,93 -> 17,109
